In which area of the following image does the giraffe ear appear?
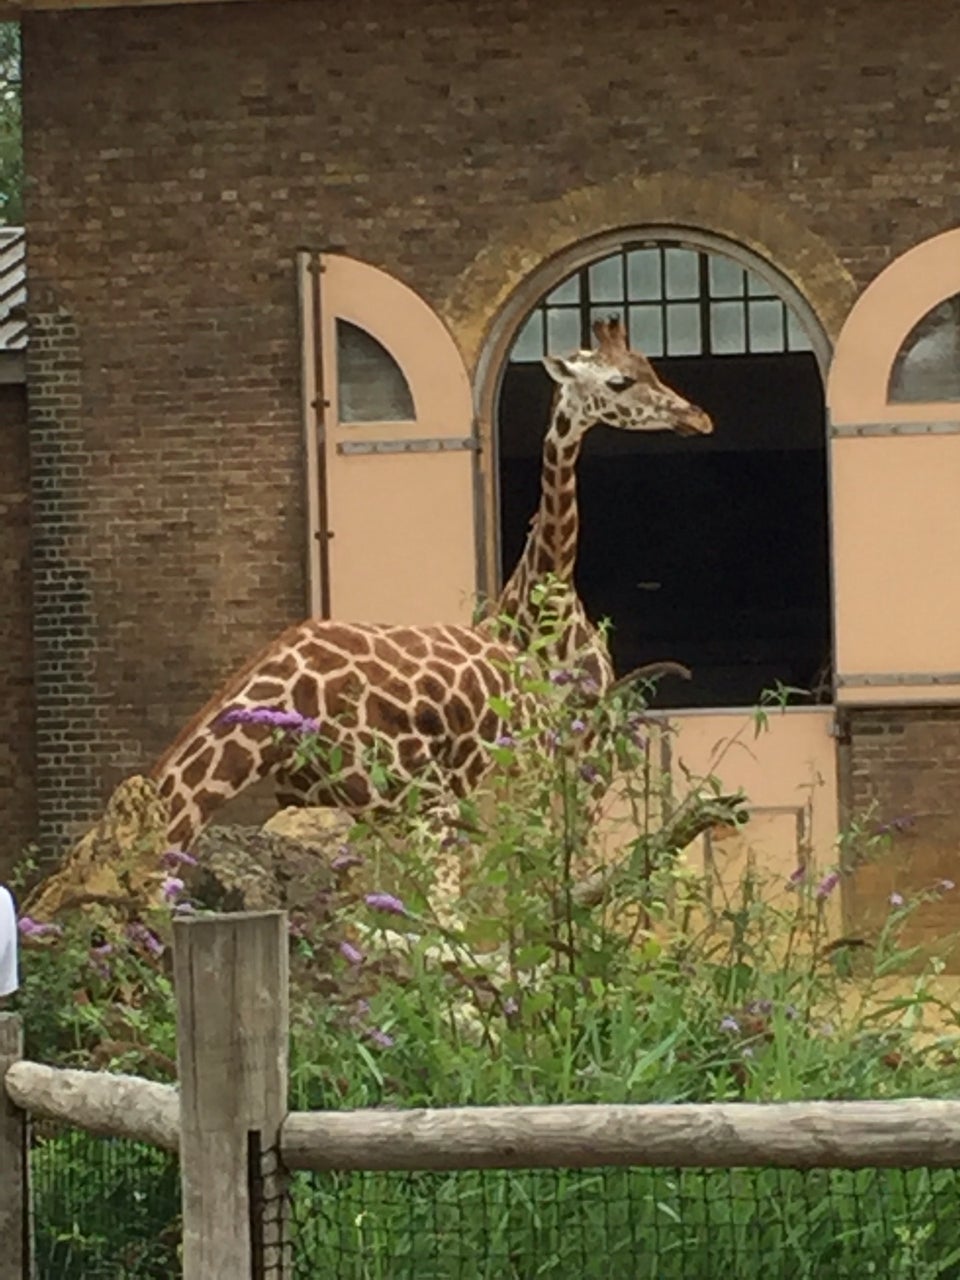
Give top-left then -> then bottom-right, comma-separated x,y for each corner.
543,355 -> 576,383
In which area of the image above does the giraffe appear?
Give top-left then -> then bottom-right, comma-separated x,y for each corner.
148,321 -> 713,890
486,316 -> 713,698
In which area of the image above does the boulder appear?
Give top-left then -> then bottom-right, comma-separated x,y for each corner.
23,775 -> 169,921
189,819 -> 343,921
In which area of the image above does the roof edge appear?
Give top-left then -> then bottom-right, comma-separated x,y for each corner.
0,0 -> 258,19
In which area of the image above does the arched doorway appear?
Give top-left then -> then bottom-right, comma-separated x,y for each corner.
493,229 -> 832,709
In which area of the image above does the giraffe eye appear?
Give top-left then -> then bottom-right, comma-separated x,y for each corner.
606,375 -> 636,392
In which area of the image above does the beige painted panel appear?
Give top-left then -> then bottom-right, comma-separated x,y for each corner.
666,707 -> 838,883
831,435 -> 960,682
828,227 -> 960,425
593,708 -> 840,930
310,254 -> 477,624
325,451 -> 477,624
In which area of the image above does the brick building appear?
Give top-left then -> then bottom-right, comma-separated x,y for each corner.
1,0 -> 959,938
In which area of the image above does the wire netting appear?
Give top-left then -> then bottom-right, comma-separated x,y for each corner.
30,1123 -> 180,1279
286,1165 -> 960,1280
29,1127 -> 960,1279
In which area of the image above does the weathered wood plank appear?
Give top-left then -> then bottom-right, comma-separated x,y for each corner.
174,911 -> 290,1280
280,1099 -> 960,1172
3,1061 -> 179,1151
0,1014 -> 29,1280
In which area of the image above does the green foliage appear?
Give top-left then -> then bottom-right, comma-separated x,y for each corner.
14,577 -> 960,1274
0,23 -> 20,223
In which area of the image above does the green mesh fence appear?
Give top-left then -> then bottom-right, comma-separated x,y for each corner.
30,1125 -> 180,1279
286,1166 -> 960,1280
29,1129 -> 960,1279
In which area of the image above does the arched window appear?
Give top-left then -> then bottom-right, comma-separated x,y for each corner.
510,244 -> 815,363
336,319 -> 415,422
497,232 -> 829,711
888,294 -> 960,404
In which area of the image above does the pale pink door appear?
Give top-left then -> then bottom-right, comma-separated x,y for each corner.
297,253 -> 479,623
827,228 -> 960,705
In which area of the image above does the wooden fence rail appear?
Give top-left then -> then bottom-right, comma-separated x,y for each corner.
8,1058 -> 960,1173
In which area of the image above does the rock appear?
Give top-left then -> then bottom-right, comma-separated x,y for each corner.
190,820 -> 340,920
263,804 -> 354,848
23,775 -> 169,921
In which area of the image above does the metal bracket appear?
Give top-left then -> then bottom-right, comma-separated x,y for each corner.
837,672 -> 960,688
336,437 -> 478,457
831,420 -> 960,438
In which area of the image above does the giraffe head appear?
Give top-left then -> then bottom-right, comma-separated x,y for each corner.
543,316 -> 713,438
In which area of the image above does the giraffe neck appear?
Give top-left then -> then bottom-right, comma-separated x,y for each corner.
492,402 -> 613,695
499,402 -> 584,619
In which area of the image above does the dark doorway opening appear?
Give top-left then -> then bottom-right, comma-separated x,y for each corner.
497,350 -> 829,709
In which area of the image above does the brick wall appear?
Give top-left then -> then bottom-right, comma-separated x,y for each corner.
18,0 -> 960,840
842,707 -> 960,963
0,379 -> 34,876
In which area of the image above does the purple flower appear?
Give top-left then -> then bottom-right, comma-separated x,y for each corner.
719,1015 -> 740,1034
495,733 -> 516,749
17,917 -> 62,939
570,718 -> 587,735
816,871 -> 840,900
219,706 -> 320,735
126,923 -> 164,958
173,901 -> 196,916
549,669 -> 575,687
162,847 -> 198,870
366,1027 -> 395,1049
161,876 -> 185,903
339,940 -> 364,966
579,762 -> 601,784
579,676 -> 600,697
503,996 -> 519,1016
331,847 -> 363,872
90,942 -> 113,958
889,891 -> 905,908
787,866 -> 806,888
364,892 -> 407,917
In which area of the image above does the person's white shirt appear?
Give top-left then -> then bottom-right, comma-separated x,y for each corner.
0,885 -> 19,997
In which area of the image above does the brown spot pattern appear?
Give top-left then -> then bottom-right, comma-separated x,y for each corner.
182,746 -> 215,789
213,738 -> 255,783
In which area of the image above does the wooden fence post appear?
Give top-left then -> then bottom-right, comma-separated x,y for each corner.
0,1013 -> 31,1280
173,911 -> 290,1280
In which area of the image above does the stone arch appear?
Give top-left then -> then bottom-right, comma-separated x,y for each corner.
442,171 -> 857,377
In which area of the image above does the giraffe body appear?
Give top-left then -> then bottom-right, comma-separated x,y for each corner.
150,620 -> 527,850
